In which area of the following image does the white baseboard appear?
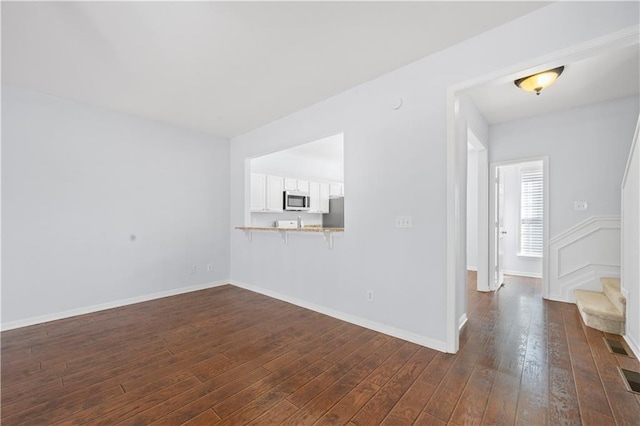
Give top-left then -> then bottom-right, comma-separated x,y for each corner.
1,280 -> 229,331
2,278 -> 450,354
621,286 -> 630,300
548,266 -> 620,303
543,294 -> 574,303
230,280 -> 448,353
503,269 -> 542,279
459,313 -> 468,330
624,333 -> 640,360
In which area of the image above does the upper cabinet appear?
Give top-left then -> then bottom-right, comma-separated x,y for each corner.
309,181 -> 330,213
250,173 -> 266,211
266,175 -> 285,212
251,173 -> 284,212
329,183 -> 344,197
320,182 -> 330,212
284,178 -> 310,193
252,172 -> 340,214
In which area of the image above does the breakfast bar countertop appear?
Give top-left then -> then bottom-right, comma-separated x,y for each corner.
235,226 -> 344,233
235,226 -> 343,248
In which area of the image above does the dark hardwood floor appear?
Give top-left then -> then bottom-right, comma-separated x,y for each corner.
2,274 -> 640,425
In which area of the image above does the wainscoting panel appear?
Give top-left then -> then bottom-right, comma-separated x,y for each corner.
548,216 -> 621,303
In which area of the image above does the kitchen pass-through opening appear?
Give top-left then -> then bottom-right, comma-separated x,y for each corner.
248,133 -> 344,229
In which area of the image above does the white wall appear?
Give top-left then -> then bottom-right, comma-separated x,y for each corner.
2,85 -> 230,327
622,118 -> 640,357
501,163 -> 542,277
548,215 -> 621,302
490,96 -> 639,238
229,2 -> 639,351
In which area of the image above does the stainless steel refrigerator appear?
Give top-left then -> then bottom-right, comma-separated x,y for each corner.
322,197 -> 344,228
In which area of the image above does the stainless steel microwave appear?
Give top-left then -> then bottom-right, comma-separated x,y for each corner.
283,191 -> 310,211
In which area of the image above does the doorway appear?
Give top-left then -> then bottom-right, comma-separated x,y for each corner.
466,129 -> 489,293
490,158 -> 548,292
446,27 -> 638,355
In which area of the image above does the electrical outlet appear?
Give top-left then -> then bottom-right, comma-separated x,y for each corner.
395,216 -> 413,228
207,263 -> 214,272
190,266 -> 197,275
367,290 -> 374,302
574,201 -> 588,211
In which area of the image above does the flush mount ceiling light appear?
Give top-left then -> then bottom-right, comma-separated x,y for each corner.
514,66 -> 564,96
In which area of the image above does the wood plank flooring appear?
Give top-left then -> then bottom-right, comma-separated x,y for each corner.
2,274 -> 640,425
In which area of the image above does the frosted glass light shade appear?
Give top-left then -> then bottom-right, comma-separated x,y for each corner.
514,66 -> 564,96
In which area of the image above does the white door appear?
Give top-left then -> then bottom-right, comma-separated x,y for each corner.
495,167 -> 506,287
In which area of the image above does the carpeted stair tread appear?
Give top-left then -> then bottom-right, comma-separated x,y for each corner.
601,277 -> 625,313
574,290 -> 624,320
574,286 -> 625,335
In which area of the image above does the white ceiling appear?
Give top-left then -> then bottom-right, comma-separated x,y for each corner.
282,133 -> 344,162
2,1 -> 547,139
463,43 -> 640,124
251,133 -> 344,182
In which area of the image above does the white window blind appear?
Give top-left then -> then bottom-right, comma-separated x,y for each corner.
520,167 -> 543,257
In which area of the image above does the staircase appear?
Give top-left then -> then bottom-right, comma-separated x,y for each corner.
574,277 -> 626,335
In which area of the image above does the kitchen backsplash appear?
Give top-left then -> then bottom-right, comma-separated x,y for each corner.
250,212 -> 323,228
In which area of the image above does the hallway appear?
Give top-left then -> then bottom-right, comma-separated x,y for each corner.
462,271 -> 640,424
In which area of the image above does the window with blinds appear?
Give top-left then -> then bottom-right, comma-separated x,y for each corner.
520,166 -> 543,257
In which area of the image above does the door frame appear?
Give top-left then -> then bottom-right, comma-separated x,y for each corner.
493,165 -> 506,291
444,26 -> 638,354
467,130 -> 490,293
489,158 -> 550,295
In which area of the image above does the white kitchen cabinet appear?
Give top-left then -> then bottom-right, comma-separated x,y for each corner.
250,173 -> 266,212
251,173 -> 284,212
309,181 -> 320,212
329,182 -> 344,197
284,178 -> 296,191
266,175 -> 284,212
319,182 -> 330,212
253,173 -> 335,214
308,181 -> 330,213
284,178 -> 310,193
297,179 -> 310,192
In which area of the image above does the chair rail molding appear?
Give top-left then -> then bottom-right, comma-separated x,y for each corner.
548,215 -> 621,303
